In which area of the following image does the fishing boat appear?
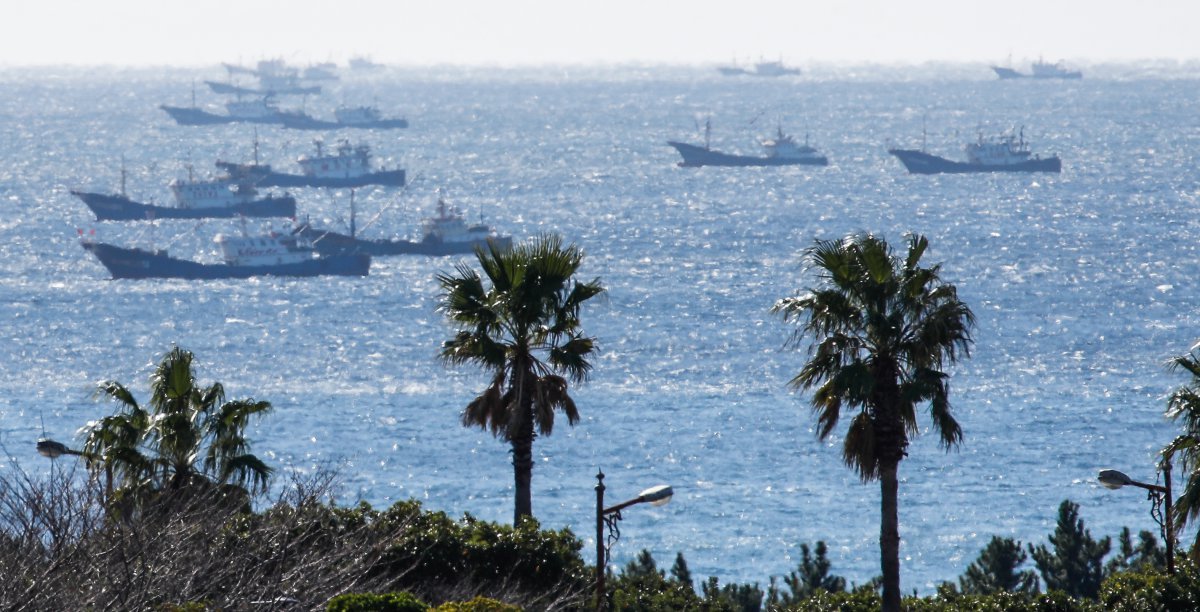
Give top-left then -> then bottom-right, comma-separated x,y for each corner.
888,128 -> 1062,174
211,59 -> 325,94
296,196 -> 512,257
668,122 -> 828,167
279,106 -> 409,130
160,97 -> 319,127
348,56 -> 384,70
217,139 -> 406,188
717,57 -> 801,77
80,224 -> 370,280
991,57 -> 1082,80
70,165 -> 296,221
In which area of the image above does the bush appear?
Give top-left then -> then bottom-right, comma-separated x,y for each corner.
376,500 -> 588,603
327,591 -> 428,612
431,596 -> 523,611
1099,561 -> 1200,611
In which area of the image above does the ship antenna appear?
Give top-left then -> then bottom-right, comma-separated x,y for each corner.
705,118 -> 711,151
120,155 -> 128,198
349,189 -> 357,239
253,128 -> 260,165
921,114 -> 927,152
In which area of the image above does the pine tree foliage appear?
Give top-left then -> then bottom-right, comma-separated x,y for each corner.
1029,500 -> 1111,599
959,536 -> 1039,595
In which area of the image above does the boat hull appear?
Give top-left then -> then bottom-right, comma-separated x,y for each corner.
280,115 -> 410,130
300,227 -> 512,256
888,149 -> 1061,174
160,105 -> 342,130
991,66 -> 1024,79
81,241 -> 370,280
990,66 -> 1082,80
667,141 -> 827,167
71,190 -> 297,221
159,105 -> 243,126
216,163 -> 407,188
204,81 -> 321,96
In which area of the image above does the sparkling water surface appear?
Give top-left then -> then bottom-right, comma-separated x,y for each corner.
1,63 -> 1198,592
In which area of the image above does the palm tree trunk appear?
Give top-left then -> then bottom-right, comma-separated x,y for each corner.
511,361 -> 536,524
879,457 -> 902,612
511,419 -> 535,524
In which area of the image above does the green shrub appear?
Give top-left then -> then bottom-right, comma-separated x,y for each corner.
375,501 -> 587,597
431,596 -> 522,611
327,591 -> 428,612
1099,561 -> 1200,611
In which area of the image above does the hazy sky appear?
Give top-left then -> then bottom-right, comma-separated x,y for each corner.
5,1 -> 1198,67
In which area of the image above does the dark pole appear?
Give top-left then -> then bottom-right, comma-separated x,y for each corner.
595,470 -> 606,612
1163,458 -> 1175,575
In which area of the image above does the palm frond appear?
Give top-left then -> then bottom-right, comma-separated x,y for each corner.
775,232 -> 974,482
843,411 -> 878,480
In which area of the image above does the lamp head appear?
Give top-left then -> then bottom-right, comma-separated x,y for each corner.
37,438 -> 69,459
639,484 -> 673,506
1098,469 -> 1134,490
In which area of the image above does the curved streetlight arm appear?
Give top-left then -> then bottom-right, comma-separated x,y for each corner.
602,485 -> 674,516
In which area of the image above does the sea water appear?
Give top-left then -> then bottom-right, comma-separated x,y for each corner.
1,63 -> 1198,592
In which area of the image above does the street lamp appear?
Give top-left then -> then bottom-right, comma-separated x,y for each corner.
594,470 -> 673,611
37,437 -> 111,498
1097,460 -> 1175,575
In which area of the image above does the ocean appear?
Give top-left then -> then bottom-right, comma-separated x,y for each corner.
1,62 -> 1197,593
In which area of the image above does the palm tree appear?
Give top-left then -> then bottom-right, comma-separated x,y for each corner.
437,235 -> 604,524
771,233 -> 974,612
1163,347 -> 1200,557
81,346 -> 273,508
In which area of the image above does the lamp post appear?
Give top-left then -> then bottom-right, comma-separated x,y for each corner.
1097,459 -> 1174,575
594,470 -> 673,611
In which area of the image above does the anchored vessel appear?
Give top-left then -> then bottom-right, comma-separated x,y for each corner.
161,98 -> 403,131
217,140 -> 406,188
297,197 -> 513,257
888,129 -> 1062,174
70,166 -> 295,221
717,58 -> 801,77
160,97 -> 319,127
668,124 -> 828,167
991,58 -> 1082,80
81,226 -> 370,280
280,106 -> 409,130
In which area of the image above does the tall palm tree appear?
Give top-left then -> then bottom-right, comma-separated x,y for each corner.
437,235 -> 605,524
1163,347 -> 1200,557
81,346 -> 273,506
771,233 -> 974,612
